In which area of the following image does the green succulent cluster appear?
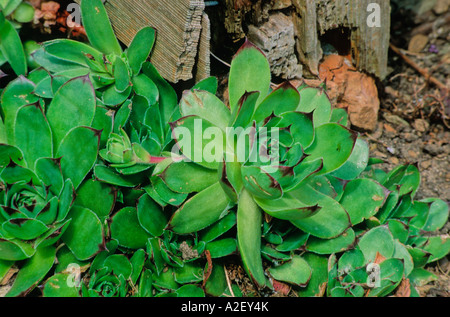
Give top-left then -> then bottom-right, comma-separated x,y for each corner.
0,0 -> 448,298
0,73 -> 113,296
0,0 -> 34,26
0,0 -> 37,76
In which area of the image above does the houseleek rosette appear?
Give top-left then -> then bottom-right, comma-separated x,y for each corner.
99,128 -> 167,169
31,0 -> 160,109
0,73 -> 111,296
0,164 -> 74,261
159,41 -> 449,292
156,40 -> 369,288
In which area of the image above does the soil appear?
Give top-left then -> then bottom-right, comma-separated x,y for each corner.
373,1 -> 450,297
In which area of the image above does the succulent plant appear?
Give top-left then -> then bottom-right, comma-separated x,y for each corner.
324,163 -> 450,297
0,0 -> 448,298
0,0 -> 36,76
149,40 -> 450,295
32,0 -> 164,110
27,0 -> 179,191
0,74 -> 117,296
160,40 -> 357,288
0,0 -> 35,25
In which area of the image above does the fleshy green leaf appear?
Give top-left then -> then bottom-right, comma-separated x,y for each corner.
47,76 -> 96,150
306,229 -> 356,255
159,161 -> 218,194
56,126 -> 100,189
383,165 -> 421,198
132,74 -> 159,106
180,89 -> 231,131
169,182 -> 232,234
254,192 -> 320,221
268,255 -> 311,287
74,178 -> 115,219
422,235 -> 450,263
110,207 -> 151,249
6,246 -> 56,297
137,193 -> 167,237
0,19 -> 27,76
103,254 -> 133,280
94,165 -> 145,187
43,273 -> 81,297
0,239 -> 36,261
42,39 -> 103,69
62,206 -> 104,261
241,165 -> 283,200
277,111 -> 315,150
127,27 -> 155,74
2,218 -> 49,241
206,238 -> 237,258
1,76 -> 38,145
357,226 -> 395,263
253,82 -> 300,123
199,211 -> 236,243
35,158 -> 63,195
331,138 -> 369,180
230,91 -> 259,129
171,115 -> 224,170
114,57 -> 130,92
14,103 -> 52,170
91,106 -> 113,149
339,178 -> 386,225
80,0 -> 122,55
421,198 -> 449,232
237,189 -> 265,288
297,87 -> 332,126
141,62 -> 178,129
290,184 -> 351,239
304,123 -> 357,175
192,76 -> 218,95
228,40 -> 271,112
298,253 -> 328,297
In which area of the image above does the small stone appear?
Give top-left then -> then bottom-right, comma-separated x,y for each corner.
407,150 -> 419,159
413,119 -> 430,132
374,150 -> 387,159
385,86 -> 400,98
434,0 -> 450,15
424,143 -> 444,156
389,157 -> 399,165
420,160 -> 433,169
408,34 -> 429,53
384,123 -> 397,134
383,114 -> 410,128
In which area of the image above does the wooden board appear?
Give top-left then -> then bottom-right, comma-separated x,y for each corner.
293,0 -> 391,79
221,0 -> 390,80
76,0 -> 207,83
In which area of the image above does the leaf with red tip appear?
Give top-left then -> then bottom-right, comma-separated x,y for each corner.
228,40 -> 271,113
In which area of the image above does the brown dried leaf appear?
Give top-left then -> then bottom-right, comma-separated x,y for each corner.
316,282 -> 327,297
393,278 -> 411,297
374,252 -> 387,265
272,279 -> 291,296
0,267 -> 18,286
408,34 -> 428,53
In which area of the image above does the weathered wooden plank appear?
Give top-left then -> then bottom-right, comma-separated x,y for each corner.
247,12 -> 302,79
221,0 -> 390,80
293,0 -> 391,79
195,13 -> 211,82
76,0 -> 206,83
